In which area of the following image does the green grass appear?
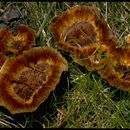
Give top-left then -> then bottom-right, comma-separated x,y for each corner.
0,2 -> 130,128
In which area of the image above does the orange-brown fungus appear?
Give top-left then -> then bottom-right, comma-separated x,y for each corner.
50,5 -> 130,92
70,48 -> 108,71
98,63 -> 130,92
13,63 -> 49,102
49,5 -> 101,53
0,24 -> 35,57
98,48 -> 130,92
63,21 -> 97,47
0,47 -> 68,114
126,34 -> 130,44
124,34 -> 130,48
49,5 -> 114,71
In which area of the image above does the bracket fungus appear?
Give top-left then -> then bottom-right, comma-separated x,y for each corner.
98,54 -> 130,92
0,24 -> 35,69
98,34 -> 130,92
49,5 -> 115,71
124,34 -> 130,48
126,34 -> 130,44
0,24 -> 35,57
50,5 -> 130,93
0,47 -> 68,114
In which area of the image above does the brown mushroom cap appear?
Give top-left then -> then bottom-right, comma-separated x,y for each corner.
126,34 -> 130,44
0,24 -> 35,57
98,47 -> 130,92
49,5 -> 101,53
50,5 -> 130,92
70,47 -> 108,71
123,34 -> 130,48
0,47 -> 68,114
49,5 -> 115,71
49,5 -> 114,52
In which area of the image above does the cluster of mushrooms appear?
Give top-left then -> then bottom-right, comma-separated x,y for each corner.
0,5 -> 129,114
0,20 -> 68,114
49,6 -> 130,93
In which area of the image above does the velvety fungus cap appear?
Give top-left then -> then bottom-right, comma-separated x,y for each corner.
0,24 -> 35,57
49,5 -> 114,71
0,47 -> 68,114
